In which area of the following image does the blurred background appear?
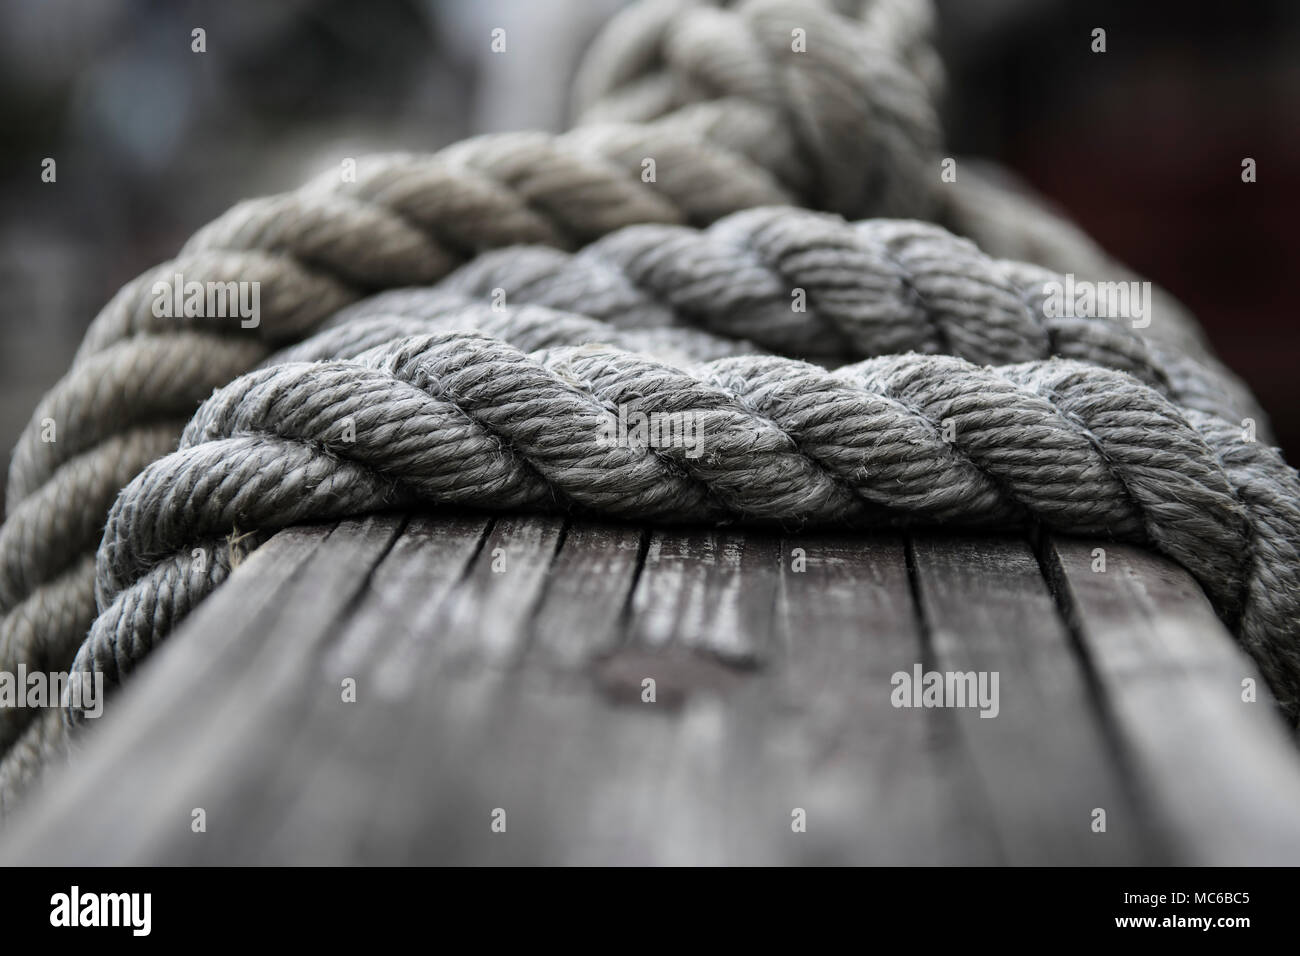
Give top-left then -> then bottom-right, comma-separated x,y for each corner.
1,0 -> 1297,514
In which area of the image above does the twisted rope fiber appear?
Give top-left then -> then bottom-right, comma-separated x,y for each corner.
574,0 -> 1212,359
16,0 -> 943,503
0,0 -> 941,776
425,208 -> 1263,425
2,204 -> 1258,629
0,206 -> 1265,745
1,0 -> 1287,793
53,332 -> 1300,734
0,311 -> 754,611
6,130 -> 785,507
0,0 -> 1204,641
0,239 -> 1286,793
573,0 -> 943,219
5,0 -> 1187,513
8,197 -> 1238,543
0,309 -> 754,753
0,212 -> 1284,757
3,0 -> 1201,530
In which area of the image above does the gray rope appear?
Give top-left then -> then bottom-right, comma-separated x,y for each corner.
1,0 -> 1291,796
0,0 -> 942,782
270,299 -> 767,369
19,0 -> 948,504
3,131 -> 788,508
58,332 -> 1300,731
931,160 -> 1214,361
0,218 -> 1285,785
571,0 -> 1211,360
0,302 -> 762,761
12,202 -> 1247,537
572,0 -> 943,219
0,211 -> 1286,762
426,207 -> 1264,427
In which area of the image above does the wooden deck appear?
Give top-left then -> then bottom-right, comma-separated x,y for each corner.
4,512 -> 1300,865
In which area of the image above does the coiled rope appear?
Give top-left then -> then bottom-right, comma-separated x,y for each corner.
64,332 -> 1300,730
2,0 -> 1293,806
0,0 -> 943,777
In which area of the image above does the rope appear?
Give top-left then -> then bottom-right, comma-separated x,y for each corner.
427,208 -> 1263,425
572,0 -> 1210,357
572,0 -> 943,219
0,308 -> 755,756
2,0 -> 1293,800
0,208 -> 1292,771
1,0 -> 942,779
57,332 -> 1300,730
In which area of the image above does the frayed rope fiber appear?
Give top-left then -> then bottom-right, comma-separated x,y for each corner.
2,0 -> 1297,802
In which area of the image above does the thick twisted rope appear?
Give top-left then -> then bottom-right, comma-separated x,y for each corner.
0,311 -> 754,757
572,0 -> 1210,359
0,0 -> 1197,636
0,0 -> 941,772
2,0 -> 1289,800
4,0 -> 1182,510
0,208 -> 1279,759
573,0 -> 943,219
427,208 -> 1263,425
55,333 -> 1300,736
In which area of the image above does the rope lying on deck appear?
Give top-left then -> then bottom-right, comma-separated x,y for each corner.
65,333 -> 1300,728
3,228 -> 1296,797
2,0 -> 1295,801
0,0 -> 945,777
0,211 -> 1266,741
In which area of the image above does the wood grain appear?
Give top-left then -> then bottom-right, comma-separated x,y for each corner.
2,513 -> 1298,865
1042,533 -> 1300,864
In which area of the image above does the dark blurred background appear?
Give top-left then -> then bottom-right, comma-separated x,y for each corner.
2,0 -> 1297,514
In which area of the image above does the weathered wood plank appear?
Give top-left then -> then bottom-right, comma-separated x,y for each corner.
0,515 -> 404,864
626,528 -> 780,661
3,514 -> 1300,865
1043,534 -> 1300,865
909,533 -> 1155,864
773,531 -> 1002,865
435,514 -> 567,664
529,522 -> 644,667
363,525 -> 795,865
242,513 -> 493,865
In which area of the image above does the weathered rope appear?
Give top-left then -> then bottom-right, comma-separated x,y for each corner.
0,209 -> 1263,747
572,0 -> 943,219
572,0 -> 1211,360
2,0 -> 1291,800
58,333 -> 1300,732
0,311 -> 755,757
8,132 -> 785,506
1,0 -> 943,773
427,208 -> 1263,425
0,209 -> 1285,760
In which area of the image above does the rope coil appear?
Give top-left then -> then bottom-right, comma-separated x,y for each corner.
2,0 -> 1296,805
